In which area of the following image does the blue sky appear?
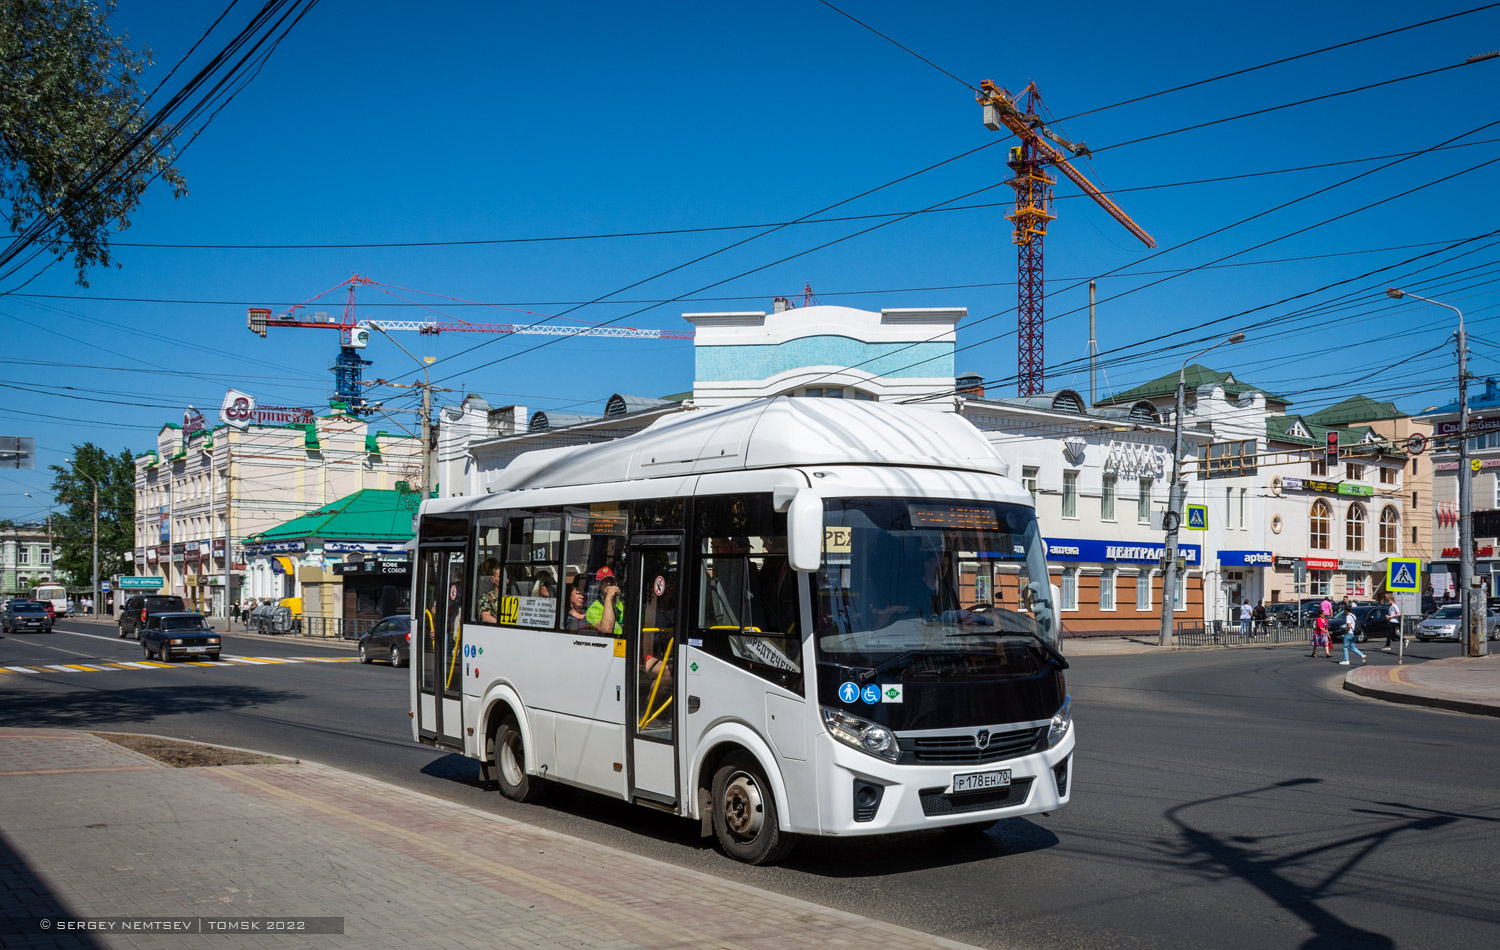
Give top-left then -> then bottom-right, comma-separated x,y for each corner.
3,0 -> 1499,518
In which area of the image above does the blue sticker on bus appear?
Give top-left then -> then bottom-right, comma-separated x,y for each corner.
862,684 -> 881,705
838,681 -> 860,704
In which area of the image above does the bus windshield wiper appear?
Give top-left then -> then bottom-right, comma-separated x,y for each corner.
943,626 -> 1069,669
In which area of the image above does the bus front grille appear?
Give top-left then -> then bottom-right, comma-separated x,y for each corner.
919,777 -> 1034,816
903,726 -> 1044,765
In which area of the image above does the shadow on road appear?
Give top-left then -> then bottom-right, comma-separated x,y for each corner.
0,831 -> 106,948
1164,777 -> 1500,949
0,684 -> 305,731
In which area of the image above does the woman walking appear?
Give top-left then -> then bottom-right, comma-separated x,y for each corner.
1311,609 -> 1332,658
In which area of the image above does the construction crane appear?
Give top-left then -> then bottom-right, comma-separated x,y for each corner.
247,275 -> 695,412
977,80 -> 1156,396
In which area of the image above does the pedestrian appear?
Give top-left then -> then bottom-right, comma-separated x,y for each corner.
1383,593 -> 1403,651
1321,595 -> 1333,621
1311,610 -> 1332,658
1340,611 -> 1366,665
1253,600 -> 1267,637
1240,600 -> 1253,637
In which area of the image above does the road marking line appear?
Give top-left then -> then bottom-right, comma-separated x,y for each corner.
135,661 -> 174,668
5,666 -> 41,673
74,664 -> 118,672
244,657 -> 298,664
44,665 -> 82,672
294,656 -> 339,662
115,661 -> 155,669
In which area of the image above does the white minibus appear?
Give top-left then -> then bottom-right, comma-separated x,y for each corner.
411,397 -> 1073,863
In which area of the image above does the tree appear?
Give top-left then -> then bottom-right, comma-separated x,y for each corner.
48,443 -> 134,589
0,0 -> 186,285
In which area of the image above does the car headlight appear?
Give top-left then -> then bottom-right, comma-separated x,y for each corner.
169,638 -> 183,645
207,637 -> 220,644
1048,696 -> 1072,749
821,706 -> 900,761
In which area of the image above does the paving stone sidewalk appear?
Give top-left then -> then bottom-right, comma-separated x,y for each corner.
0,728 -> 988,950
1343,653 -> 1500,716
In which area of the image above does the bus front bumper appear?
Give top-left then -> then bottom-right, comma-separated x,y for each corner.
811,726 -> 1074,835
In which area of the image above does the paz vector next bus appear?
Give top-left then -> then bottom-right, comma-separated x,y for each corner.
410,397 -> 1073,864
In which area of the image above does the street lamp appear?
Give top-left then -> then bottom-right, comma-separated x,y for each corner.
1386,287 -> 1483,656
66,459 -> 100,619
1160,331 -> 1247,646
23,492 -> 52,583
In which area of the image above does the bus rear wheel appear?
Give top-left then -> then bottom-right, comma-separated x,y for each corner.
494,715 -> 547,803
711,756 -> 796,865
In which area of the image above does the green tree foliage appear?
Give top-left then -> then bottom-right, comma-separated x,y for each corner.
48,443 -> 134,587
0,0 -> 186,284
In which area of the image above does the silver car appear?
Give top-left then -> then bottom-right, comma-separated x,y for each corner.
1415,604 -> 1500,641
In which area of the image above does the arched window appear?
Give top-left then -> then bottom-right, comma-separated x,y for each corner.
1346,503 -> 1366,552
1310,499 -> 1332,550
1380,506 -> 1400,554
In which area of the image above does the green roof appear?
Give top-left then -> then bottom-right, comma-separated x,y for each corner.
243,489 -> 414,545
1264,415 -> 1401,455
1099,364 -> 1293,407
1304,395 -> 1405,426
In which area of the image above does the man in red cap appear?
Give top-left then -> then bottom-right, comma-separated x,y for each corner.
586,566 -> 624,635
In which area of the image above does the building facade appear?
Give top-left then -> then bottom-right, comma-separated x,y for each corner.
1,523 -> 53,598
132,408 -> 422,615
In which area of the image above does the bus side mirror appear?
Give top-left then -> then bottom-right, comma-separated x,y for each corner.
787,489 -> 822,573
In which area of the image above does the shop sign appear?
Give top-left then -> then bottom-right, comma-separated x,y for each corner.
158,506 -> 170,543
212,538 -> 226,552
1305,557 -> 1339,571
1435,458 -> 1500,472
1273,556 -> 1300,570
1434,414 -> 1500,436
220,387 -> 316,429
1103,440 -> 1169,479
1046,537 -> 1201,565
1337,483 -> 1374,498
1442,546 -> 1497,557
146,548 -> 158,563
184,546 -> 201,564
324,540 -> 410,554
246,540 -> 307,555
333,559 -> 411,576
182,407 -> 207,439
1443,547 -> 1460,557
1220,550 -> 1273,566
1339,559 -> 1370,571
117,576 -> 164,590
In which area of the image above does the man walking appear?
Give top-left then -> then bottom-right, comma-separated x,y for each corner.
1383,593 -> 1403,651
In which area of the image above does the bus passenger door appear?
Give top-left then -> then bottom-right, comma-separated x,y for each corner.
416,544 -> 466,750
626,538 -> 682,806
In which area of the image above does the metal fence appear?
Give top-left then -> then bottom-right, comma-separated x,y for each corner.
1173,615 -> 1424,647
292,617 -> 377,641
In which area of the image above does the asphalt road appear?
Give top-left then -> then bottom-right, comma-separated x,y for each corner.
3,619 -> 1498,950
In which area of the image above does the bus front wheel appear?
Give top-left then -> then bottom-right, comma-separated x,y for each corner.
494,715 -> 547,803
711,756 -> 796,865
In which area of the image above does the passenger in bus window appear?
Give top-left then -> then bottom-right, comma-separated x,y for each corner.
532,570 -> 555,600
564,576 -> 590,631
587,566 -> 624,635
478,560 -> 502,623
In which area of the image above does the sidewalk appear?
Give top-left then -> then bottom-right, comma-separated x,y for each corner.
1344,653 -> 1500,717
0,728 -> 986,950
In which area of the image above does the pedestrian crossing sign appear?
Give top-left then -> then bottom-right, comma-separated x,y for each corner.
1387,558 -> 1420,593
1186,505 -> 1207,530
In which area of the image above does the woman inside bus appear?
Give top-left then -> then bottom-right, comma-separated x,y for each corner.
564,576 -> 590,631
478,560 -> 503,623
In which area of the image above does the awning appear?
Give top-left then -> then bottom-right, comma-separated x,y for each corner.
270,556 -> 296,575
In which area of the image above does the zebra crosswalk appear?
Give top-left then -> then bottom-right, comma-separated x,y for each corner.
0,655 -> 361,675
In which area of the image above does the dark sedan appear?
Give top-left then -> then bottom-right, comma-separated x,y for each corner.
2,600 -> 52,634
357,615 -> 411,667
141,613 -> 222,662
1327,604 -> 1399,643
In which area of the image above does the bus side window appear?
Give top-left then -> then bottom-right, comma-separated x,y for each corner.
472,518 -> 505,625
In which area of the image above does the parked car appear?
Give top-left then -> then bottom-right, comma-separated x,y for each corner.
141,613 -> 221,662
1415,604 -> 1500,641
118,594 -> 187,639
2,600 -> 52,634
1325,605 -> 1399,643
357,615 -> 411,667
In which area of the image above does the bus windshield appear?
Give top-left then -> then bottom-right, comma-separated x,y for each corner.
812,497 -> 1057,678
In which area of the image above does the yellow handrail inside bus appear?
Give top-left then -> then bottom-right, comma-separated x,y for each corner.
638,637 -> 674,729
640,695 -> 673,729
446,621 -> 463,690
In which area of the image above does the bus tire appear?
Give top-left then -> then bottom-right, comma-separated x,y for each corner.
495,715 -> 546,803
711,756 -> 796,865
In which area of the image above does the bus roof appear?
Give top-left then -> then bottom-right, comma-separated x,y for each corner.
477,396 -> 1005,494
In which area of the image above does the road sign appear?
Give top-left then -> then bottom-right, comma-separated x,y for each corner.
1473,458 -> 1482,473
1325,430 -> 1339,467
1406,433 -> 1427,455
1186,505 -> 1207,530
1387,558 -> 1421,593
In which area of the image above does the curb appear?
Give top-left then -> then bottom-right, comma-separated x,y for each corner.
1342,674 -> 1500,718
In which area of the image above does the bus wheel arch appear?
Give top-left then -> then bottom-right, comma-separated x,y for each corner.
692,727 -> 795,861
479,687 -> 531,796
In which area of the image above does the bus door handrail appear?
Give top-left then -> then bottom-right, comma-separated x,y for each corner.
638,637 -> 674,729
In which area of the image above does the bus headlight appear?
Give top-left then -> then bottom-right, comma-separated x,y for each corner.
821,707 -> 900,761
1047,696 -> 1072,749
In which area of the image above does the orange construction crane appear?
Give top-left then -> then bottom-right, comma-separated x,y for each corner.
977,80 -> 1155,396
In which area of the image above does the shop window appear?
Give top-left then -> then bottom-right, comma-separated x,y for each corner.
1100,570 -> 1116,611
1022,467 -> 1039,505
1060,568 -> 1078,610
1136,572 -> 1152,610
1310,570 -> 1332,597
